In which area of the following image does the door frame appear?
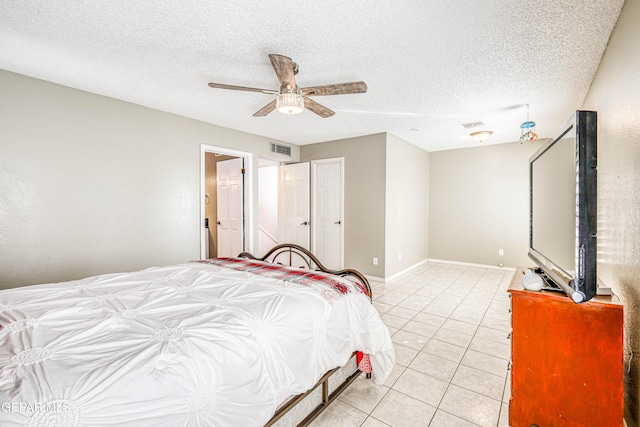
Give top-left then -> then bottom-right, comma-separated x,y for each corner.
311,157 -> 345,269
200,144 -> 254,259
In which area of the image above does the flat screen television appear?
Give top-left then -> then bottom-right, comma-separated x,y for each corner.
528,110 -> 597,303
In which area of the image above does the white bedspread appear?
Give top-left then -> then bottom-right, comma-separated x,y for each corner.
0,262 -> 395,426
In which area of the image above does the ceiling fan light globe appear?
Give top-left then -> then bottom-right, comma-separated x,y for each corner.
277,91 -> 304,115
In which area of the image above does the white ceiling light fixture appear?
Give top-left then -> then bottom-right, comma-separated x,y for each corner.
470,130 -> 493,143
277,87 -> 304,115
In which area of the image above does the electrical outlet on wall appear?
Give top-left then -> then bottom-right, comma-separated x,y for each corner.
372,257 -> 378,266
398,253 -> 402,261
498,249 -> 504,256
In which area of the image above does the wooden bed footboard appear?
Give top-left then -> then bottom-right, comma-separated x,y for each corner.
237,243 -> 373,426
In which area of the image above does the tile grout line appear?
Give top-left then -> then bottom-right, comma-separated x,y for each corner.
316,263 -> 512,427
427,265 -> 486,426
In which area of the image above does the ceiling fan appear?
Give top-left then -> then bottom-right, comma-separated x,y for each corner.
207,54 -> 367,118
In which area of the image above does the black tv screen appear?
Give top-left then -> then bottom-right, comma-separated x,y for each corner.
528,110 -> 597,303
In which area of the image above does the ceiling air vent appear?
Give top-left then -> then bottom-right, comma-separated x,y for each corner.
462,121 -> 485,129
270,143 -> 292,157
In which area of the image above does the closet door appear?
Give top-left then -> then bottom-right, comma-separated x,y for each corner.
312,158 -> 344,270
278,162 -> 310,251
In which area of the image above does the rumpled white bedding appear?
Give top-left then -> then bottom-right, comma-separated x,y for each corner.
0,262 -> 395,426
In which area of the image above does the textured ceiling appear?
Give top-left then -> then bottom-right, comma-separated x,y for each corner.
0,0 -> 624,151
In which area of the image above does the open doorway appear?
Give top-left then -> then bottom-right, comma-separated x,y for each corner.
257,159 -> 280,257
200,145 -> 254,259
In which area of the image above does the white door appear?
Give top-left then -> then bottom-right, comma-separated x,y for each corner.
278,163 -> 310,250
217,157 -> 244,257
312,159 -> 344,270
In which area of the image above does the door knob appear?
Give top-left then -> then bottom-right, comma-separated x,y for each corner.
300,221 -> 309,226
334,220 -> 341,225
217,221 -> 221,225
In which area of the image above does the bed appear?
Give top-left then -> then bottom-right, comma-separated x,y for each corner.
0,244 -> 395,426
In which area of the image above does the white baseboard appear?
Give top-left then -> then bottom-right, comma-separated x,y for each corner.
384,259 -> 430,282
364,259 -> 429,283
365,258 -> 514,284
427,258 -> 516,272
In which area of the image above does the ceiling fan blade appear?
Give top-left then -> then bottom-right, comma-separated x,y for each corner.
208,82 -> 277,94
268,54 -> 297,90
304,97 -> 335,118
302,81 -> 367,97
253,99 -> 277,117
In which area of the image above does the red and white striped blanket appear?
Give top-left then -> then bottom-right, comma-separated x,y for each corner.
197,257 -> 368,302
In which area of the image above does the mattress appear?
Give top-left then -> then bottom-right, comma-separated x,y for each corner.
0,260 -> 395,426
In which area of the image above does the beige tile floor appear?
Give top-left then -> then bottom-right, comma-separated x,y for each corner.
310,261 -> 513,427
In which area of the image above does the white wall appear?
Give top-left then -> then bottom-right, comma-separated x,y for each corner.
581,0 -> 640,422
428,141 -> 539,268
301,134 -> 387,277
0,70 -> 298,288
385,133 -> 429,277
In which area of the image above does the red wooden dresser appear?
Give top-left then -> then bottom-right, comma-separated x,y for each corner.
508,268 -> 624,426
